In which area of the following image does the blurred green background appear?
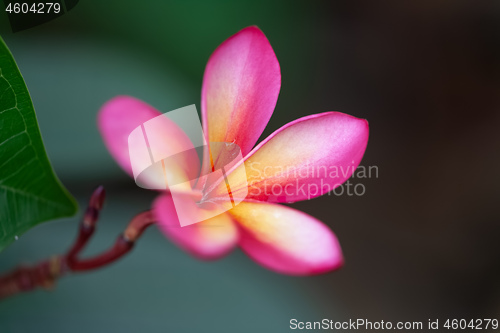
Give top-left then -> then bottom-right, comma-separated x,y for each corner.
1,1 -> 500,332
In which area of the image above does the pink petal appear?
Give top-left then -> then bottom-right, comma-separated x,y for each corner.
228,201 -> 343,275
98,96 -> 199,184
201,26 -> 280,168
153,194 -> 238,260
209,112 -> 369,203
98,96 -> 163,176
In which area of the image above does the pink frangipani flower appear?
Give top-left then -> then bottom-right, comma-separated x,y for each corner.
98,26 -> 369,275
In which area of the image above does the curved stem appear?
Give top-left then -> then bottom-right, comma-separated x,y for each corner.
0,187 -> 156,300
68,211 -> 155,272
68,236 -> 133,272
66,186 -> 105,267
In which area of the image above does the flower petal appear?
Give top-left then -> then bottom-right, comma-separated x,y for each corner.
201,26 -> 281,168
209,112 -> 369,203
153,194 -> 238,260
98,96 -> 163,176
228,201 -> 343,275
98,96 -> 199,186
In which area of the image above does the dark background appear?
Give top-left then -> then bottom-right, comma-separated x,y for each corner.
0,1 -> 499,332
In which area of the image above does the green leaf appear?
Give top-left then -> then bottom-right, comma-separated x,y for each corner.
0,36 -> 77,252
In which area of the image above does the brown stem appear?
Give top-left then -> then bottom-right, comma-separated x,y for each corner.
0,187 -> 156,300
69,211 -> 155,272
66,186 -> 105,266
68,236 -> 133,271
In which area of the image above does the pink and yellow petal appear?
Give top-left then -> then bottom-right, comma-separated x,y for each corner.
209,112 -> 369,203
201,26 -> 280,168
228,201 -> 343,275
154,194 -> 238,260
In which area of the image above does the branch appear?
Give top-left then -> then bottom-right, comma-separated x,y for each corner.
0,187 -> 156,300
